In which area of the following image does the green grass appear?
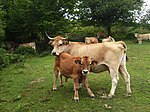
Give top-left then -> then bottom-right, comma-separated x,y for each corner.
0,41 -> 150,112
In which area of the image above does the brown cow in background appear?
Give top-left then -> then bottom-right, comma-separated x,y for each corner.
85,37 -> 99,44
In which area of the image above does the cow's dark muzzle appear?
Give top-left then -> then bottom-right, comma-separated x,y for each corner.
82,70 -> 89,75
51,51 -> 56,56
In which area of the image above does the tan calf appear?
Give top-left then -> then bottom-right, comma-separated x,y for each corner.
53,53 -> 97,101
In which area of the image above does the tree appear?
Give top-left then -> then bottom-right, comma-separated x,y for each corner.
2,0 -> 77,43
78,0 -> 144,35
0,2 -> 5,44
140,9 -> 150,29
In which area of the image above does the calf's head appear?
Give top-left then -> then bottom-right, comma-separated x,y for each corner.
75,56 -> 98,75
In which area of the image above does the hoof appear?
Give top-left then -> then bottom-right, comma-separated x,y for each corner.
53,88 -> 57,91
124,93 -> 132,97
60,85 -> 64,87
101,94 -> 112,99
74,97 -> 79,102
90,94 -> 95,98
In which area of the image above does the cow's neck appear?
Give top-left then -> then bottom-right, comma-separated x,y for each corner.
64,42 -> 79,54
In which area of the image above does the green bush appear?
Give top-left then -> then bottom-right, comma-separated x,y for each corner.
0,48 -> 25,68
15,46 -> 36,55
68,26 -> 105,42
0,48 -> 10,67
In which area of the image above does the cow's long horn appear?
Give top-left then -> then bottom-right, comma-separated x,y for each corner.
62,37 -> 67,40
45,32 -> 53,40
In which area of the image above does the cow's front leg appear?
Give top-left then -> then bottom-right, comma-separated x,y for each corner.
82,76 -> 94,98
73,77 -> 79,102
53,68 -> 59,91
138,40 -> 142,44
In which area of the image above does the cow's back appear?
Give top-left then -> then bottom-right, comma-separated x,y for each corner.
136,33 -> 150,40
68,42 -> 124,62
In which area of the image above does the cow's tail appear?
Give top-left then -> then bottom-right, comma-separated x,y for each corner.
118,41 -> 129,62
118,41 -> 127,52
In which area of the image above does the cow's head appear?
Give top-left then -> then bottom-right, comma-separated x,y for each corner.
102,36 -> 115,43
74,56 -> 98,75
85,37 -> 91,44
46,32 -> 69,56
134,33 -> 138,38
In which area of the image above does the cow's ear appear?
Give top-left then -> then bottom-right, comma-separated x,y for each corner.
63,39 -> 69,45
48,40 -> 54,45
91,60 -> 98,65
74,60 -> 81,64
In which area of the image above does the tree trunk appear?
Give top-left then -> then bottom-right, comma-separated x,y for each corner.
106,26 -> 111,36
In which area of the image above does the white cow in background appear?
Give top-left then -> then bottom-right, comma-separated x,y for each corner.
102,36 -> 115,43
134,33 -> 150,44
20,42 -> 36,50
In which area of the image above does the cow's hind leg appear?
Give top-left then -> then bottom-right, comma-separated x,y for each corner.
101,67 -> 119,99
107,68 -> 119,99
119,65 -> 132,97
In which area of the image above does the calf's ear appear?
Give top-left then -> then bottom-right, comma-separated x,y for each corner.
74,60 -> 81,65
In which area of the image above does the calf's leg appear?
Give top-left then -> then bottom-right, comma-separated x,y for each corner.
73,78 -> 79,101
53,68 -> 59,91
82,76 -> 94,98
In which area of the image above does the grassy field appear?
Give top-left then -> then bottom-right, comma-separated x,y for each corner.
0,41 -> 150,112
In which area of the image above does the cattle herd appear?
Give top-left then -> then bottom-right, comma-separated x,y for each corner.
47,32 -> 150,101
46,33 -> 137,101
2,33 -> 149,52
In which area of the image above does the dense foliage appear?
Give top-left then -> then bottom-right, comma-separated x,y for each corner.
0,0 -> 149,52
0,2 -> 5,44
78,0 -> 145,35
15,46 -> 36,55
0,48 -> 24,68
